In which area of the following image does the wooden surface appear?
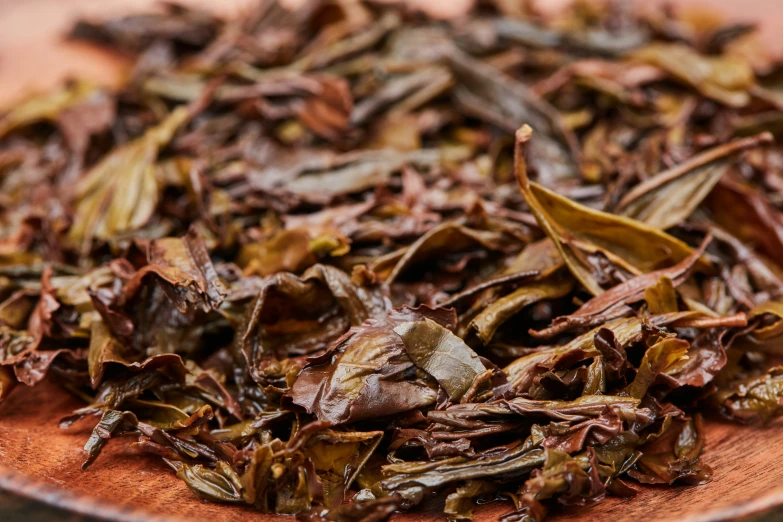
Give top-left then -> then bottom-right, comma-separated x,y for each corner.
2,380 -> 783,522
2,0 -> 783,521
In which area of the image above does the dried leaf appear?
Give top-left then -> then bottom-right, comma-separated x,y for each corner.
394,318 -> 485,401
617,133 -> 773,229
514,125 -> 709,296
69,106 -> 191,246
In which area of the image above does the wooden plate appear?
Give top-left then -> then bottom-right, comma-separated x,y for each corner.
2,1 -> 783,521
3,380 -> 783,521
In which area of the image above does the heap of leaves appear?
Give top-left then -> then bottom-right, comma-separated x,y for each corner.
2,0 -> 783,520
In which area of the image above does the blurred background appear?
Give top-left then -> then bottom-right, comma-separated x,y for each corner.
0,0 -> 780,107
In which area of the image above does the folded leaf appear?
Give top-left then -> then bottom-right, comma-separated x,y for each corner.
428,395 -> 642,426
237,228 -> 349,276
644,276 -> 679,315
509,448 -> 604,522
628,414 -> 712,485
469,238 -> 573,344
82,409 -> 139,470
0,81 -> 105,138
374,220 -> 517,284
448,48 -> 579,185
170,460 -> 244,502
617,133 -> 773,229
748,300 -> 783,340
87,319 -> 187,389
379,439 -> 546,502
706,178 -> 783,263
284,307 -> 454,424
713,367 -> 783,423
514,125 -> 710,296
630,43 -> 754,107
304,429 -> 384,507
69,106 -> 191,246
474,273 -> 574,345
625,338 -> 690,399
394,318 -> 485,401
238,264 -> 389,370
444,480 -> 497,521
121,229 -> 227,312
531,235 -> 710,338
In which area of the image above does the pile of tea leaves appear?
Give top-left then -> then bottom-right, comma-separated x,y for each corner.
3,0 -> 783,520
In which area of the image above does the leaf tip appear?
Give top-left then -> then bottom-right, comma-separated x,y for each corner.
516,124 -> 533,143
759,131 -> 775,145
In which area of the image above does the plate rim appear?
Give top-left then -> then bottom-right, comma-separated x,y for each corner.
4,459 -> 783,522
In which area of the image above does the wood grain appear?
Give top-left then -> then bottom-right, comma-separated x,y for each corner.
2,380 -> 783,522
